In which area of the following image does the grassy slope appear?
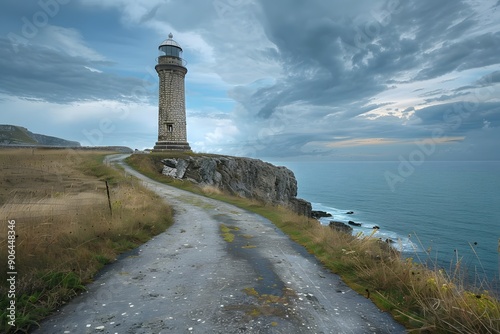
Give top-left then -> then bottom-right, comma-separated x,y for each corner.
127,153 -> 500,334
0,126 -> 37,145
0,149 -> 174,333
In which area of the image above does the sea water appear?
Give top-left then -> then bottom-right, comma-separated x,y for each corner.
269,160 -> 500,290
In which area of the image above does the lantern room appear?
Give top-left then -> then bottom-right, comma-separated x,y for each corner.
159,33 -> 183,59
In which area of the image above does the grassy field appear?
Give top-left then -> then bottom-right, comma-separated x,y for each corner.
0,148 -> 174,333
127,153 -> 500,334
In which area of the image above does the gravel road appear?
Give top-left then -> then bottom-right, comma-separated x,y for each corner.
34,154 -> 406,334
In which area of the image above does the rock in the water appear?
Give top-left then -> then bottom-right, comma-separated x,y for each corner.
346,211 -> 354,214
329,221 -> 353,234
311,210 -> 332,219
348,220 -> 362,227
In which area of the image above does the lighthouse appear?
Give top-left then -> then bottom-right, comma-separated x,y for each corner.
153,33 -> 191,151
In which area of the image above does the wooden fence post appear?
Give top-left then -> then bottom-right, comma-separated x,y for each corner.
105,180 -> 112,216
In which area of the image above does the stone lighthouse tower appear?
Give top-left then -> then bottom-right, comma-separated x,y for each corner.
153,33 -> 191,151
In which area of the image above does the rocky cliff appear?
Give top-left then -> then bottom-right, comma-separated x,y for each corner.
160,155 -> 311,216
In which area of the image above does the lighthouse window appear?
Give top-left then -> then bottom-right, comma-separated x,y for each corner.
167,123 -> 173,132
160,45 -> 181,58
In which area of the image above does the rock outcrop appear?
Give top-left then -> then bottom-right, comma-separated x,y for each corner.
311,210 -> 332,219
160,155 -> 311,216
329,221 -> 353,234
348,220 -> 362,227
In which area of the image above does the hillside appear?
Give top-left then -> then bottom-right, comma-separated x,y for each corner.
0,124 -> 80,147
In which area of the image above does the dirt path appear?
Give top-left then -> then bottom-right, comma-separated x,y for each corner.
34,154 -> 406,334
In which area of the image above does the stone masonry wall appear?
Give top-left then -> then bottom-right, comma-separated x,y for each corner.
157,68 -> 187,143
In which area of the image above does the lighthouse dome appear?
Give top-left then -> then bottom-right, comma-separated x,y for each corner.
159,33 -> 182,51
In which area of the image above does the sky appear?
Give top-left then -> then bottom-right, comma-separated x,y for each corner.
1,0 -> 499,160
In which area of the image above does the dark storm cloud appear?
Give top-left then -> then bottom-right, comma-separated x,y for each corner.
477,70 -> 500,86
221,0 -> 500,158
395,1 -> 474,47
245,0 -> 495,121
0,37 -> 155,104
412,102 -> 500,134
238,110 -> 429,158
1,0 -> 498,158
450,70 -> 500,96
422,92 -> 470,104
255,133 -> 335,158
252,0 -> 386,117
414,32 -> 500,81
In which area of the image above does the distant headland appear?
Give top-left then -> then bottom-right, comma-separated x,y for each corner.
0,124 -> 132,153
0,124 -> 80,147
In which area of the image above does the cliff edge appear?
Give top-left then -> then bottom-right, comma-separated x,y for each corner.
159,155 -> 312,217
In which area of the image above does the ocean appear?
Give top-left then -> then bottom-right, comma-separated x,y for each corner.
268,160 -> 500,291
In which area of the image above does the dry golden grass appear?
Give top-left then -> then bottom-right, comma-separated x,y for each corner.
0,148 -> 173,333
200,184 -> 223,196
265,209 -> 500,333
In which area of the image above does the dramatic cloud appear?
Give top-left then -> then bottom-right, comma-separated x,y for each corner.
1,0 -> 499,159
0,36 -> 155,104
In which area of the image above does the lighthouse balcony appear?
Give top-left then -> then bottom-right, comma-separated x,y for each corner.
157,56 -> 187,67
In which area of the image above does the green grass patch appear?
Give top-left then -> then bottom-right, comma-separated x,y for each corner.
94,254 -> 112,266
243,287 -> 260,297
220,224 -> 239,243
